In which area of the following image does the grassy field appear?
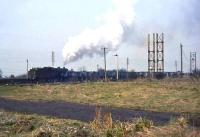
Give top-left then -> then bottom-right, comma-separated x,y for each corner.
0,109 -> 199,137
0,79 -> 200,113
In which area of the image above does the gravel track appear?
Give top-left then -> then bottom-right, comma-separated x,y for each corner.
0,97 -> 183,126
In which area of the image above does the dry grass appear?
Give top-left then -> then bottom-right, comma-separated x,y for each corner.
0,80 -> 200,113
0,109 -> 85,137
0,108 -> 200,137
89,107 -> 200,137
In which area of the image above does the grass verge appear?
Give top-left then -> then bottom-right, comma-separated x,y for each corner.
0,80 -> 200,113
0,109 -> 199,137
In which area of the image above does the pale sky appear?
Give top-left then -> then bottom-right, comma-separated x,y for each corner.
0,0 -> 199,76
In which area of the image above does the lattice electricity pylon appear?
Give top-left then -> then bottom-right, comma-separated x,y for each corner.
148,33 -> 164,76
156,33 -> 164,72
190,52 -> 197,73
148,33 -> 156,73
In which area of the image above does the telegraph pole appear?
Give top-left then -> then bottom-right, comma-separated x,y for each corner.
97,64 -> 99,80
180,44 -> 183,77
97,64 -> 99,72
175,60 -> 177,72
26,59 -> 29,79
190,52 -> 192,74
52,51 -> 55,67
126,58 -> 129,80
102,47 -> 108,81
114,54 -> 119,80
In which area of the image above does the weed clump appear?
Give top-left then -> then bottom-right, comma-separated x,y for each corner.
106,121 -> 135,137
135,117 -> 153,132
176,116 -> 188,128
12,117 -> 35,133
33,126 -> 54,137
90,107 -> 113,131
90,107 -> 153,137
73,127 -> 91,137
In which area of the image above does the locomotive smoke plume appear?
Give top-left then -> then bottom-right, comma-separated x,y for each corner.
62,0 -> 200,65
62,0 -> 136,64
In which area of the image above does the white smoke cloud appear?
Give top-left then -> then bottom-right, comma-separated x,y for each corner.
62,0 -> 136,64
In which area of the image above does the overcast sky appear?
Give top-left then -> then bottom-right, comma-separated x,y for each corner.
0,0 -> 199,76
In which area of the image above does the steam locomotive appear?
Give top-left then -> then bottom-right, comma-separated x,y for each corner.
28,67 -> 139,82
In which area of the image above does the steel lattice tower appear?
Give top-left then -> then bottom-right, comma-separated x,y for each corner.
156,33 -> 164,72
148,33 -> 164,77
190,52 -> 197,73
148,34 -> 156,74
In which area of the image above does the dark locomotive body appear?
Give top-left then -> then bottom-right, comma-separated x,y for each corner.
1,67 -> 194,84
28,67 -> 139,82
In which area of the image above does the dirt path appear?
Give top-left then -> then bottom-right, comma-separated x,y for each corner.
0,97 -> 181,125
